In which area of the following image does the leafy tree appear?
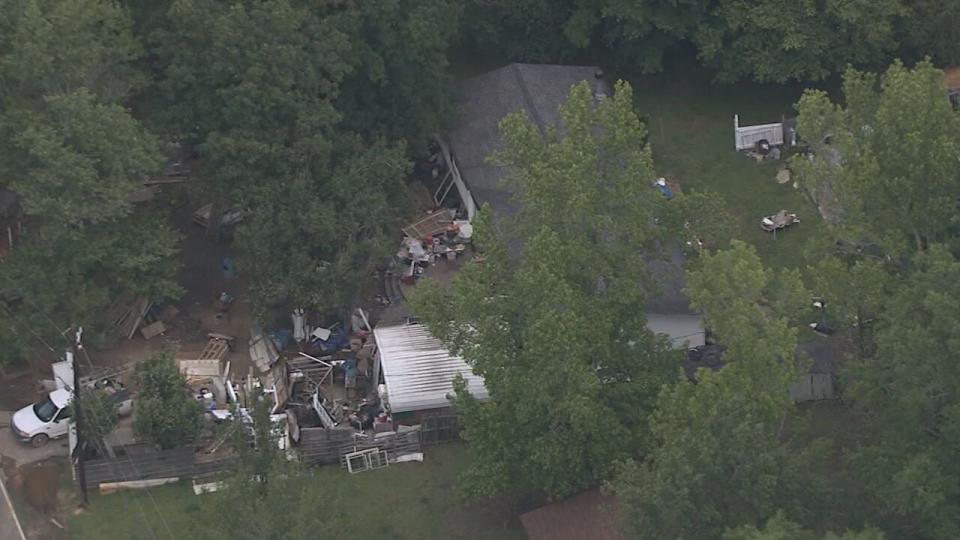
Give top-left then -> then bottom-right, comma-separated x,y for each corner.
898,1 -> 960,67
614,357 -> 804,539
615,242 -> 810,539
4,88 -> 162,226
691,0 -> 905,83
210,392 -> 343,539
794,61 -> 960,255
133,352 -> 203,449
153,0 -> 350,147
0,0 -> 145,104
807,257 -> 892,358
845,246 -> 960,539
565,0 -> 710,73
459,0 -> 577,62
322,0 -> 462,149
413,80 -> 678,499
155,0 -> 412,316
0,0 -> 180,357
686,240 -> 807,362
724,511 -> 885,540
72,387 -> 119,457
237,137 -> 410,317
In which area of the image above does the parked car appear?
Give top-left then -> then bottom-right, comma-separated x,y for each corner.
10,384 -> 133,448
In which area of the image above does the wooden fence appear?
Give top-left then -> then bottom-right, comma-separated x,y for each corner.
420,414 -> 461,446
78,444 -> 236,490
298,427 -> 422,467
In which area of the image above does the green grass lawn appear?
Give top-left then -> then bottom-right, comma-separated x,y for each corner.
67,444 -> 525,540
626,70 -> 829,269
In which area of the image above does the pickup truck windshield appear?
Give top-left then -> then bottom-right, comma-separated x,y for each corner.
32,396 -> 58,423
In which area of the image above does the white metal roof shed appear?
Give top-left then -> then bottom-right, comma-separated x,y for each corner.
646,314 -> 706,350
374,323 -> 489,414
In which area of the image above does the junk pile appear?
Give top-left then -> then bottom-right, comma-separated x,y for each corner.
395,211 -> 472,286
760,210 -> 799,233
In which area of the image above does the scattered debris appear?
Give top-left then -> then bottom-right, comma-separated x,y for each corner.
776,168 -> 792,184
99,478 -> 179,495
401,208 -> 454,240
249,324 -> 280,372
192,479 -> 225,495
760,210 -> 799,233
139,320 -> 166,340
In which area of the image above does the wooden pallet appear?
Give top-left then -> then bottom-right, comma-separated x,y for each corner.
401,210 -> 453,240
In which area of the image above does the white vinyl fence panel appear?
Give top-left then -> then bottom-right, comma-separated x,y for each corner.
734,114 -> 784,151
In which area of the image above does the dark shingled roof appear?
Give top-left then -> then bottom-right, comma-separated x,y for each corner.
446,63 -> 697,315
520,489 -> 626,540
446,63 -> 604,219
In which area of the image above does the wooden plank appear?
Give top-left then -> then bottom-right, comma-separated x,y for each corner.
99,478 -> 179,495
126,297 -> 151,340
139,321 -> 166,340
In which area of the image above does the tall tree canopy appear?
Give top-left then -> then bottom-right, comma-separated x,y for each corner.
324,0 -> 461,148
843,246 -> 960,539
795,61 -> 960,255
0,0 -> 145,104
461,0 -> 959,82
0,0 -> 179,361
154,0 -> 464,316
615,241 -> 812,539
724,512 -> 885,540
412,80 -> 678,499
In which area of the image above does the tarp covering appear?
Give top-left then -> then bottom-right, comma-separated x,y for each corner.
374,324 -> 489,413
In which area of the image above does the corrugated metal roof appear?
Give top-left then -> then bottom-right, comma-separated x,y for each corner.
374,324 -> 489,413
646,313 -> 705,349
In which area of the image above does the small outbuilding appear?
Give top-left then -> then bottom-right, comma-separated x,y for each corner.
520,489 -> 626,540
373,323 -> 488,420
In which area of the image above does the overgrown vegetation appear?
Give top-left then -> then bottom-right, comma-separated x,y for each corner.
1,1 -> 959,539
133,352 -> 203,450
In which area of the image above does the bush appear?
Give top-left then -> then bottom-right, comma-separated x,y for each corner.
133,352 -> 202,449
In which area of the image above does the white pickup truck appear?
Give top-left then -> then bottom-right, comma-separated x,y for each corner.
9,362 -> 133,448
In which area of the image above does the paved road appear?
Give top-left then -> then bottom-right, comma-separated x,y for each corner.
0,473 -> 26,540
0,412 -> 69,467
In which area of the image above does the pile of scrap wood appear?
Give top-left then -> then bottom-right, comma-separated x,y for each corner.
105,296 -> 152,340
178,334 -> 232,364
401,208 -> 454,240
249,324 -> 280,372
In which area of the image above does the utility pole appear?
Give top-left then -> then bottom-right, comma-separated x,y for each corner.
70,326 -> 88,506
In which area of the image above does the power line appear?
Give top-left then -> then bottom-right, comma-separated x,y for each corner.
0,301 -> 59,357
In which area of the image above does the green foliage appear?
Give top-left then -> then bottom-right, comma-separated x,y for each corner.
324,0 -> 462,148
795,61 -> 960,255
237,137 -> 409,316
565,0 -> 711,72
210,394 -> 343,539
615,358 -> 802,539
615,241 -> 811,539
154,0 -> 424,316
0,210 -> 181,352
6,88 -> 162,226
845,246 -> 960,539
0,0 -> 145,104
693,0 -> 905,83
460,0 -> 576,62
0,0 -> 180,359
808,257 -> 892,357
72,387 -> 119,456
898,1 -> 960,67
412,80 -> 677,500
133,352 -> 203,449
687,240 -> 806,361
724,511 -> 885,540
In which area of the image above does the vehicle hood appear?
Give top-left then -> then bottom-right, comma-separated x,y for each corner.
11,404 -> 42,436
